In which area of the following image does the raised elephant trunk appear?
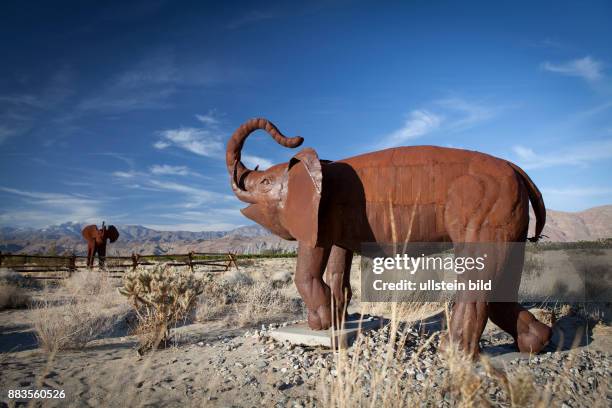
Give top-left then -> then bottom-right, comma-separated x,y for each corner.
226,118 -> 303,202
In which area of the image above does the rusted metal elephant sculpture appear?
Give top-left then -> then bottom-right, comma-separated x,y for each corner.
226,118 -> 552,356
81,222 -> 119,268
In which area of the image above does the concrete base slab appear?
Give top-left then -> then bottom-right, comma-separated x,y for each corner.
269,314 -> 385,348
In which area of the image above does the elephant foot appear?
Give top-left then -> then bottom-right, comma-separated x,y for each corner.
307,304 -> 332,330
488,303 -> 552,354
515,311 -> 552,353
306,300 -> 352,330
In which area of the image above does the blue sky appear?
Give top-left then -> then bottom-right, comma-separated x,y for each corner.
1,0 -> 611,231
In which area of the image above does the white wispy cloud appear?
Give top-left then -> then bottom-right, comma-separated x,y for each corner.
93,152 -> 136,168
573,100 -> 612,119
0,187 -> 98,207
76,52 -> 229,114
542,186 -> 612,197
195,110 -> 220,126
541,56 -> 604,81
153,140 -> 170,149
528,38 -> 565,49
0,126 -> 19,144
540,185 -> 612,211
148,180 -> 232,207
379,98 -> 500,148
242,154 -> 274,169
435,98 -> 497,130
144,208 -> 245,231
0,210 -> 98,228
150,164 -> 190,176
380,110 -> 442,148
153,110 -> 234,164
154,127 -> 223,157
112,171 -> 140,178
77,53 -> 179,113
0,187 -> 103,226
512,140 -> 612,169
78,88 -> 175,112
0,67 -> 74,144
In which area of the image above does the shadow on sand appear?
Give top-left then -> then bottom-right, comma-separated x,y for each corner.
0,323 -> 38,353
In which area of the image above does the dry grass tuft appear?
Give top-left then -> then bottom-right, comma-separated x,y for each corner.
31,298 -> 117,352
196,272 -> 303,327
196,276 -> 242,321
62,270 -> 122,308
63,270 -> 113,296
31,270 -> 128,352
237,280 -> 302,326
223,269 -> 254,286
0,282 -> 31,310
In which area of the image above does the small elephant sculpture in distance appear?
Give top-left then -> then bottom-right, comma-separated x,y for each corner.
227,118 -> 552,357
81,223 -> 119,269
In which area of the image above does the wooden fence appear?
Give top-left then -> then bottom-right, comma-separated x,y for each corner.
0,251 -> 239,280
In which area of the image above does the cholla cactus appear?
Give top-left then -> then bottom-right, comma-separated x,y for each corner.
119,264 -> 203,353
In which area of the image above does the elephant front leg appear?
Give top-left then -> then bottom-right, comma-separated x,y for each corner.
295,244 -> 332,330
86,243 -> 95,268
326,245 -> 353,326
98,244 -> 107,269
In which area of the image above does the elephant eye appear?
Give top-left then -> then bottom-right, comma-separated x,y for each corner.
261,178 -> 271,185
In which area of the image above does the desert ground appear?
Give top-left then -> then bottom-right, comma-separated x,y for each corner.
0,255 -> 610,407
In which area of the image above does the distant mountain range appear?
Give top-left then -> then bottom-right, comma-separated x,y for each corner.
529,205 -> 612,242
1,205 -> 611,256
0,223 -> 296,256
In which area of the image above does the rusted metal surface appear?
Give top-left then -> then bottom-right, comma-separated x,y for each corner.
81,223 -> 120,268
226,118 -> 552,357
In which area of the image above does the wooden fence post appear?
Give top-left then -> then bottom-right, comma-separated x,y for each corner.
228,253 -> 239,271
132,253 -> 139,270
69,254 -> 76,275
188,251 -> 194,272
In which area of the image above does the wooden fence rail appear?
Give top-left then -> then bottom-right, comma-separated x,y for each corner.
0,250 -> 239,280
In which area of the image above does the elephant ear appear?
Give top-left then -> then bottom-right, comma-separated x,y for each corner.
107,225 -> 119,243
282,148 -> 323,247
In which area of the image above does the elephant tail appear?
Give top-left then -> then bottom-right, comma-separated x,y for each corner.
507,162 -> 546,242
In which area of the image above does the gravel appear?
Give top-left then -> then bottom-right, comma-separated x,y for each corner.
192,311 -> 610,407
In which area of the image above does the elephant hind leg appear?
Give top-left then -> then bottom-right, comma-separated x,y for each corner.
486,242 -> 551,353
443,173 -> 502,358
295,244 -> 332,330
444,173 -> 551,355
